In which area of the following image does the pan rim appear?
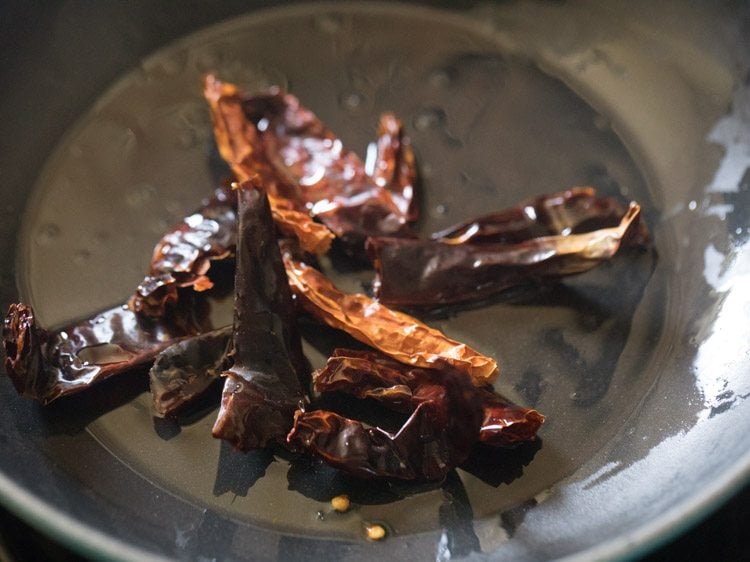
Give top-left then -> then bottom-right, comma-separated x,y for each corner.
1,2 -> 748,561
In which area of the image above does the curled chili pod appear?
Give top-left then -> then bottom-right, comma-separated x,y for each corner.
367,202 -> 643,307
203,74 -> 334,255
211,182 -> 310,450
312,349 -> 543,447
238,79 -> 418,251
369,112 -> 418,222
283,257 -> 498,386
432,186 -> 648,245
150,326 -> 231,418
130,184 -> 238,318
311,348 -> 422,409
476,387 -> 544,447
2,301 -> 205,405
288,351 -> 483,481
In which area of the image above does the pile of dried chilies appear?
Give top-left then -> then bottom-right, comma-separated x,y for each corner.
2,75 -> 648,481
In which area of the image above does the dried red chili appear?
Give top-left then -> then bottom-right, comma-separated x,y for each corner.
204,75 -> 334,255
150,326 -> 231,418
289,350 -> 483,481
475,386 -> 545,447
2,300 -> 206,405
432,186 -> 648,245
211,75 -> 418,253
367,202 -> 643,307
130,184 -> 238,318
211,183 -> 310,450
310,349 -> 543,447
283,256 -> 499,386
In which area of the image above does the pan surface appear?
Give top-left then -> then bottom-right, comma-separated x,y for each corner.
1,2 -> 749,561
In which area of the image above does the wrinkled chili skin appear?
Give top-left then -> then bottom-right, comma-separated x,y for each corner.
432,187 -> 648,245
241,88 -> 417,251
150,326 -> 232,418
131,184 -> 238,318
204,75 -> 334,255
2,301 -> 206,405
368,202 -> 643,307
312,349 -> 543,447
130,180 -> 319,321
370,112 -> 418,222
283,257 -> 498,386
288,350 -> 483,481
476,387 -> 544,447
212,184 -> 309,450
3,304 -> 47,400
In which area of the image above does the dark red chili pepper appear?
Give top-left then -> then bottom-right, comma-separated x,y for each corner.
309,349 -> 543,447
130,184 -> 238,319
211,182 -> 310,450
475,386 -> 545,447
288,349 -> 483,481
431,186 -> 648,245
2,299 -> 207,405
204,75 -> 334,255
150,326 -> 231,418
367,201 -> 643,307
236,79 -> 419,252
284,257 -> 498,386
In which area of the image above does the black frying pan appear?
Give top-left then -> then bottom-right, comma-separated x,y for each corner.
1,2 -> 749,560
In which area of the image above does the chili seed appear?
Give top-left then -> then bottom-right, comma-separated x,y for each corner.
331,495 -> 350,513
364,522 -> 386,541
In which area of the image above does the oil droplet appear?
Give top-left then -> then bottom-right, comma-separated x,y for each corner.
164,200 -> 185,217
339,92 -> 364,111
688,200 -> 698,211
35,223 -> 60,245
435,204 -> 447,215
179,103 -> 210,128
94,230 -> 111,245
193,48 -> 224,72
151,218 -> 171,235
73,249 -> 91,264
172,103 -> 211,149
593,114 -> 610,131
77,343 -> 136,366
257,70 -> 288,91
428,68 -> 455,89
412,107 -> 446,131
176,128 -> 197,149
126,183 -> 156,207
120,128 -> 137,152
314,13 -> 342,34
151,53 -> 186,78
